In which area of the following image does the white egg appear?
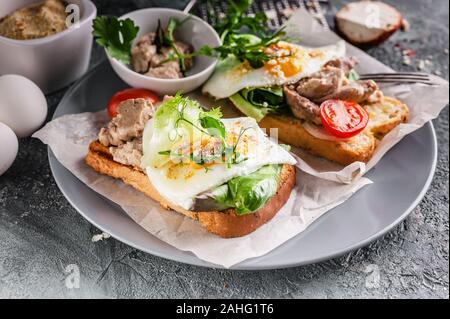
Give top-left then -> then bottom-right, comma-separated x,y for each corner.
0,74 -> 48,138
0,122 -> 18,176
203,41 -> 346,99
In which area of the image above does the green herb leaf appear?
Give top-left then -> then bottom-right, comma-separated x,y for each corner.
198,0 -> 286,69
164,17 -> 190,73
199,115 -> 226,139
209,165 -> 282,214
92,16 -> 139,64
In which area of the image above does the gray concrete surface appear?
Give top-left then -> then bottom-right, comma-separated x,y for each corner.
0,0 -> 448,298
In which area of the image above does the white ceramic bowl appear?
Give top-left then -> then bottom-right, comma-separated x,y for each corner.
107,8 -> 221,95
0,0 -> 96,94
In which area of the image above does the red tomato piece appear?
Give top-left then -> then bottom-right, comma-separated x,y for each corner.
107,88 -> 159,118
320,99 -> 369,138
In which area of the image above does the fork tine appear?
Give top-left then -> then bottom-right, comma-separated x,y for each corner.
359,75 -> 432,83
370,79 -> 435,85
359,73 -> 430,79
360,75 -> 431,81
362,73 -> 429,77
361,72 -> 429,76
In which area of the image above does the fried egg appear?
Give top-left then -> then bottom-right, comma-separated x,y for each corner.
202,41 -> 346,99
142,117 -> 296,210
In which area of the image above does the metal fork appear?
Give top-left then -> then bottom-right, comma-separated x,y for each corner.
359,72 -> 436,85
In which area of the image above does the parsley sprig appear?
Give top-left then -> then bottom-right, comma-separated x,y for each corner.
198,0 -> 286,68
199,29 -> 286,69
213,0 -> 270,42
156,17 -> 191,74
92,16 -> 139,64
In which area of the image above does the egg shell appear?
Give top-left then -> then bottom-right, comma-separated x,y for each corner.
0,74 -> 48,138
0,122 -> 18,176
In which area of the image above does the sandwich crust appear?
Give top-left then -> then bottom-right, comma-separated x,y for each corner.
86,141 -> 296,238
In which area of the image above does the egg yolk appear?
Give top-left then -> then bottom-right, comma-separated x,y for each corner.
264,43 -> 304,78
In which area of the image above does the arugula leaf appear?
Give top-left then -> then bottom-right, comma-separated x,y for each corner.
92,16 -> 139,64
208,165 -> 282,215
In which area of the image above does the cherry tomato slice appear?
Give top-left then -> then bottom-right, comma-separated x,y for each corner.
320,99 -> 369,138
107,88 -> 159,118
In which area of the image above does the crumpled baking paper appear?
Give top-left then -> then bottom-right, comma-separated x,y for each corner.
284,10 -> 449,183
33,111 -> 371,268
32,10 -> 447,268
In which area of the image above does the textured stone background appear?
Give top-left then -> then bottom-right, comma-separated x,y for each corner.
0,0 -> 448,298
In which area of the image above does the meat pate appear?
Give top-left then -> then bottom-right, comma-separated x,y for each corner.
284,57 -> 383,125
0,0 -> 68,40
99,98 -> 155,169
131,32 -> 194,79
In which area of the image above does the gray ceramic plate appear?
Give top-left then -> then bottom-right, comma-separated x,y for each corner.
49,62 -> 437,270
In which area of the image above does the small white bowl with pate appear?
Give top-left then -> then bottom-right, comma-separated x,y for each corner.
0,0 -> 97,94
107,8 -> 221,95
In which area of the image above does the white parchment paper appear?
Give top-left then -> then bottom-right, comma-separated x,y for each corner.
284,11 -> 449,183
33,110 -> 371,268
32,10 -> 448,268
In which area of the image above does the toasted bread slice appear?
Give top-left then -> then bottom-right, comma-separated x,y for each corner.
85,141 -> 296,238
365,96 -> 409,139
258,96 -> 409,166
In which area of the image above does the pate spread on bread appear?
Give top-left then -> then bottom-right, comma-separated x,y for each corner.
86,94 -> 297,238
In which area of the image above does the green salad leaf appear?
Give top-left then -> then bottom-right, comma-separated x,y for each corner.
229,87 -> 286,122
241,87 -> 286,109
208,165 -> 282,215
92,16 -> 139,64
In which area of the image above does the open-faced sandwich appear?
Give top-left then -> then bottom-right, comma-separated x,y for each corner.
85,92 -> 296,238
202,40 -> 409,166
